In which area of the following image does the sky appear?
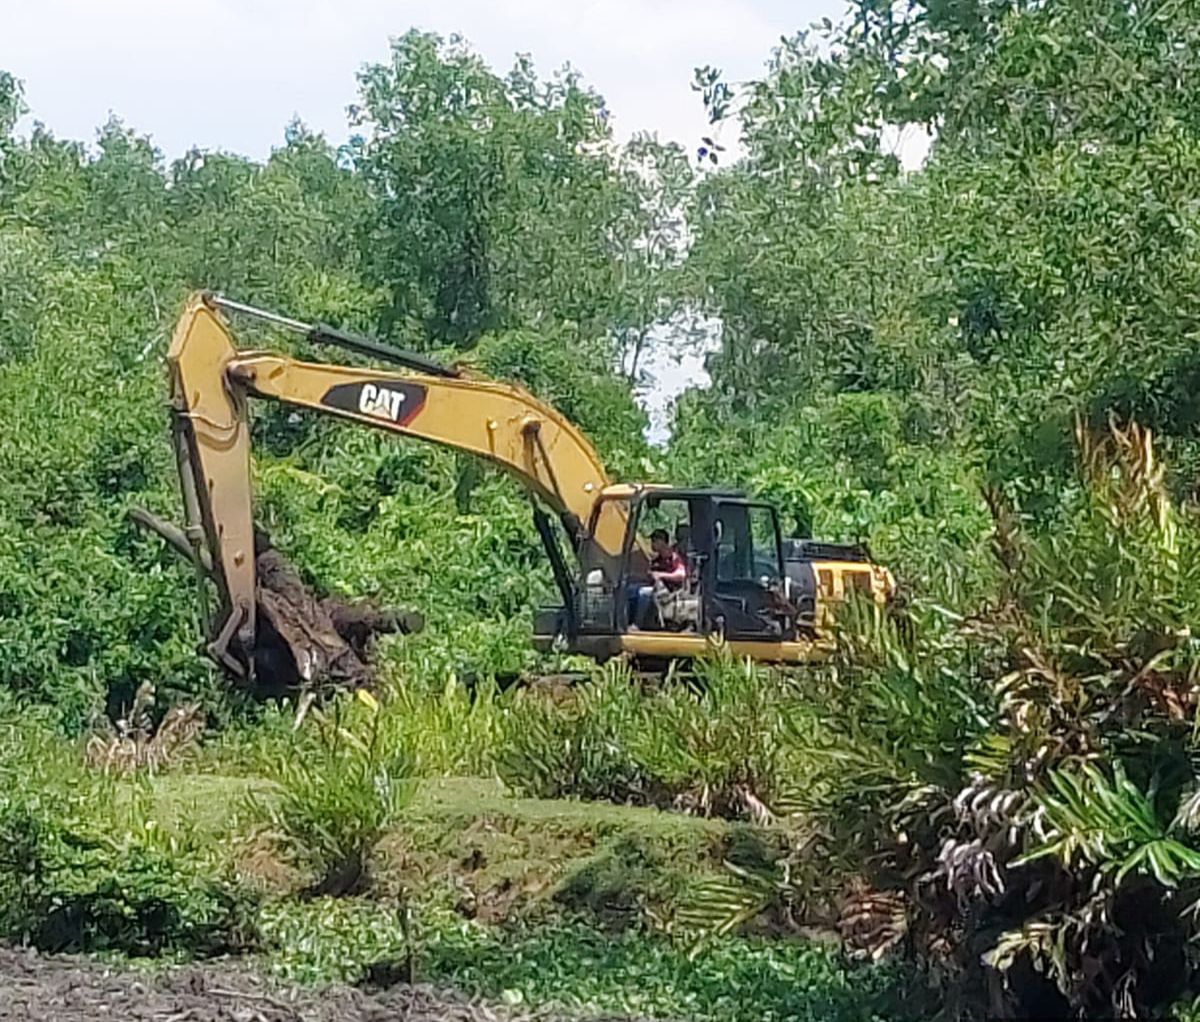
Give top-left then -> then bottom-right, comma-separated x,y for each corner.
1,0 -> 860,441
3,0 -> 850,160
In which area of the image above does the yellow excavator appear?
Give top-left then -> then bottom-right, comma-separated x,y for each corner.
142,292 -> 892,688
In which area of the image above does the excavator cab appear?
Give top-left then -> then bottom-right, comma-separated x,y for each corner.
533,485 -> 843,664
534,482 -> 894,664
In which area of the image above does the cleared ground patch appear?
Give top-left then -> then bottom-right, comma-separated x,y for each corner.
0,945 -> 657,1022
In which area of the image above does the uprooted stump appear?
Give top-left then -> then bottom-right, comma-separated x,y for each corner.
252,538 -> 423,695
326,601 -> 425,661
127,508 -> 422,696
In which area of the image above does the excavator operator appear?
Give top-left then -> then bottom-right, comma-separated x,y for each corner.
650,529 -> 687,588
629,529 -> 687,629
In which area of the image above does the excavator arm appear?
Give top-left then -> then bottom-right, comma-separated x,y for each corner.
166,292 -> 616,678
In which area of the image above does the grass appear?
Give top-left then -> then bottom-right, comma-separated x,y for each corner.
147,773 -> 770,931
261,899 -> 916,1022
390,777 -> 768,931
150,773 -> 727,843
138,773 -> 267,837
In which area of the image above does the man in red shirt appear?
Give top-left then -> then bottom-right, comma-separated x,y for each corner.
629,529 -> 687,629
649,528 -> 687,589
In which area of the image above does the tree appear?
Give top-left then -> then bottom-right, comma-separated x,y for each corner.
350,32 -> 633,356
0,71 -> 23,138
611,134 -> 694,383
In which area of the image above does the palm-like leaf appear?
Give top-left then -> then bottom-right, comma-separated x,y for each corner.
1016,763 -> 1200,887
675,866 -> 781,954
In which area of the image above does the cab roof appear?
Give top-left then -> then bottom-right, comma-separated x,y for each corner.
598,482 -> 749,501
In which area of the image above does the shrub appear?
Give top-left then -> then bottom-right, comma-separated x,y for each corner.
753,420 -> 1200,1017
499,662 -> 664,805
385,671 -> 508,778
0,802 -> 257,956
259,690 -> 414,896
633,650 -> 807,820
501,654 -> 811,821
0,717 -> 257,956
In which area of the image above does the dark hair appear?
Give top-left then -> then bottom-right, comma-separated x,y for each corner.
650,528 -> 670,543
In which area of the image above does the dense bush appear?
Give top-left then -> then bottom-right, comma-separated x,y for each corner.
501,655 -> 810,820
501,664 -> 654,804
0,36 -> 666,724
754,423 -> 1200,1017
0,714 -> 257,956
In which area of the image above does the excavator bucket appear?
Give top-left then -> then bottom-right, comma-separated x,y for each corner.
130,508 -> 422,692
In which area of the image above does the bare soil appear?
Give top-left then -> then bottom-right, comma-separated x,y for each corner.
0,947 -> 647,1022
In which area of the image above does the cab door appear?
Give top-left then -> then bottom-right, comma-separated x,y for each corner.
698,500 -> 792,640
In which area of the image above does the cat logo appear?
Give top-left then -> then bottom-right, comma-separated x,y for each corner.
358,383 -> 407,422
319,380 -> 427,425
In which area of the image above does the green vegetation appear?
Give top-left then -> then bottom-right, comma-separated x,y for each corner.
0,712 -> 258,957
500,655 -> 809,818
257,691 -> 414,896
0,705 -> 913,1018
264,902 -> 909,1022
6,2 -> 1200,1018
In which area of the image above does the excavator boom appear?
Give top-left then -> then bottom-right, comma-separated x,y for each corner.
167,292 -> 617,678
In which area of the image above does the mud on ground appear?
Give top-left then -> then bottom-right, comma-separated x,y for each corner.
0,947 -> 654,1022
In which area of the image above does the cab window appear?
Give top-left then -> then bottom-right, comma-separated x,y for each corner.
749,505 -> 782,583
715,503 -> 781,583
